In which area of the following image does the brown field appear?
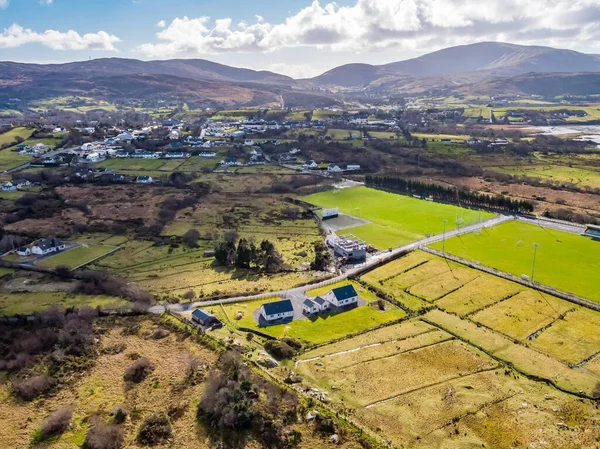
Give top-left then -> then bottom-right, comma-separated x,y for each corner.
360,251 -> 434,285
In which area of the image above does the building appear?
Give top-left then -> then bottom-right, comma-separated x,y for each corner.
13,179 -> 31,189
326,284 -> 359,308
2,182 -> 16,192
584,224 -> 600,240
17,247 -> 31,256
31,238 -> 65,256
199,151 -> 216,158
136,176 -> 154,184
331,235 -> 367,261
191,309 -> 220,327
313,296 -> 330,312
303,299 -> 319,315
164,152 -> 189,159
260,299 -> 294,323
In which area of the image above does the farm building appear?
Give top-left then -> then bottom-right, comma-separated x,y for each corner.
191,309 -> 220,327
261,299 -> 294,323
326,284 -> 359,308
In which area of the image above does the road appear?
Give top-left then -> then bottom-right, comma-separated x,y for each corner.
516,215 -> 586,235
148,213 -> 514,314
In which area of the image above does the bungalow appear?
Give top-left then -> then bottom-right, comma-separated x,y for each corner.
466,139 -> 482,145
303,299 -> 319,315
164,152 -> 189,159
17,247 -> 31,257
86,152 -> 101,162
327,164 -> 343,173
116,132 -> 134,142
261,299 -> 294,323
313,296 -> 330,312
31,238 -> 65,256
16,144 -> 30,151
131,151 -> 157,159
116,151 -> 130,158
136,176 -> 154,184
199,151 -> 217,158
191,309 -> 220,327
2,182 -> 16,192
13,178 -> 31,189
326,284 -> 359,308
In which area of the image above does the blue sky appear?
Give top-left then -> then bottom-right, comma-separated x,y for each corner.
0,0 -> 598,77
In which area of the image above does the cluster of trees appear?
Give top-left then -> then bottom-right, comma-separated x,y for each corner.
214,237 -> 284,273
366,175 -> 535,213
198,351 -> 301,448
310,242 -> 331,271
5,191 -> 65,224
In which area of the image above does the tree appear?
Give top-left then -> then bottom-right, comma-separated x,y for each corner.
310,242 -> 331,271
236,238 -> 252,268
34,405 -> 74,443
260,240 -> 284,273
182,229 -> 200,248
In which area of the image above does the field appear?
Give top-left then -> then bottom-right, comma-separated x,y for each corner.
303,186 -> 494,248
492,163 -> 600,189
430,220 -> 600,302
37,245 -> 117,269
492,105 -> 600,122
0,127 -> 35,146
0,291 -> 128,316
202,281 -> 406,345
0,148 -> 30,172
325,129 -> 361,140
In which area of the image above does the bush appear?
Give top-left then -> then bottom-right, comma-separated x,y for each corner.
83,416 -> 124,449
264,340 -> 296,360
110,405 -> 128,424
151,328 -> 169,340
13,374 -> 56,400
281,337 -> 302,350
34,405 -> 73,443
123,357 -> 154,383
181,229 -> 200,248
136,413 -> 172,445
181,290 -> 195,300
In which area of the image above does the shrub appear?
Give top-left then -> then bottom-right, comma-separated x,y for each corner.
151,328 -> 169,340
110,405 -> 128,424
34,405 -> 73,443
13,374 -> 56,400
281,337 -> 302,350
182,229 -> 200,248
181,290 -> 195,300
264,340 -> 296,360
123,357 -> 154,383
136,413 -> 172,445
83,416 -> 124,449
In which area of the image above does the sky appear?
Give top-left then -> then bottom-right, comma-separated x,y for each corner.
0,0 -> 599,78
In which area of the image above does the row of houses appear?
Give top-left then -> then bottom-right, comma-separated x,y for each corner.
259,284 -> 359,323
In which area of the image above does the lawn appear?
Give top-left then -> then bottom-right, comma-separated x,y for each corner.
0,292 -> 128,316
38,245 -> 117,269
303,186 -> 494,248
430,220 -> 600,302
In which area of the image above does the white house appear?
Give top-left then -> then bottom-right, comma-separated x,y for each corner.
136,176 -> 154,184
86,152 -> 101,162
260,299 -> 294,323
327,164 -> 343,173
2,182 -> 16,192
326,284 -> 359,308
116,132 -> 134,142
199,152 -> 216,158
17,247 -> 31,257
31,238 -> 65,256
313,296 -> 330,312
303,299 -> 320,315
244,140 -> 255,146
81,143 -> 95,152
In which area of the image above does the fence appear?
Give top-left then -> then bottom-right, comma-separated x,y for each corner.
421,247 -> 600,312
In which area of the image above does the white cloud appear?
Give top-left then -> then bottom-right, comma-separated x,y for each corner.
268,62 -> 321,78
0,24 -> 121,51
137,0 -> 600,58
0,0 -> 8,9
157,20 -> 166,28
41,0 -> 54,5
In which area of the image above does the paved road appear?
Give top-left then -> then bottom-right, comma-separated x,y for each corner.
516,215 -> 586,235
149,213 -> 514,314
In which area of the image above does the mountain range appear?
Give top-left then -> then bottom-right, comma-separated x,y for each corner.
1,42 -> 600,109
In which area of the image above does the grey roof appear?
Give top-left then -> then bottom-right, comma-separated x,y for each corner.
192,309 -> 215,322
303,299 -> 316,308
313,296 -> 327,306
35,238 -> 63,250
262,299 -> 293,316
332,284 -> 358,301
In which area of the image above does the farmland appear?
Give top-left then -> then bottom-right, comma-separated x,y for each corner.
37,244 -> 117,269
0,291 -> 128,316
430,220 -> 600,302
303,186 -> 494,248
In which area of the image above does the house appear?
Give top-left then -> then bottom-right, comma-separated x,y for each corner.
220,157 -> 238,166
260,299 -> 294,323
116,132 -> 134,142
303,299 -> 319,315
31,238 -> 65,256
86,152 -> 101,162
131,151 -> 157,159
346,164 -> 361,171
327,164 -> 343,173
313,296 -> 330,312
191,309 -> 220,327
116,151 -> 130,158
136,176 -> 154,184
81,143 -> 95,152
13,178 -> 31,189
199,152 -> 216,158
326,284 -> 359,308
244,140 -> 255,146
306,160 -> 318,169
164,152 -> 189,159
16,144 -> 30,151
16,247 -> 31,257
2,182 -> 17,191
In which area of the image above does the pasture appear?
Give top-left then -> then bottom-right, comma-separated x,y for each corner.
0,291 -> 127,316
303,186 -> 493,248
0,149 -> 30,172
0,127 -> 35,146
430,220 -> 600,302
37,245 -> 117,269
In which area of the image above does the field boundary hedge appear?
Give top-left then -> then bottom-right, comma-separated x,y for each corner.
420,247 -> 600,312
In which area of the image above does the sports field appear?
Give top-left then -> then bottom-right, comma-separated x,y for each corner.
303,186 -> 494,248
430,220 -> 600,302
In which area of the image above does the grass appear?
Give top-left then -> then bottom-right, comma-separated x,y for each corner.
0,292 -> 128,316
325,129 -> 361,140
491,164 -> 600,189
38,245 -> 117,269
430,220 -> 600,302
412,133 -> 471,142
0,148 -> 30,172
303,186 -> 494,248
531,308 -> 600,364
0,127 -> 34,146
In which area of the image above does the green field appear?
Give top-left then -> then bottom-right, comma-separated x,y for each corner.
0,127 -> 35,146
38,245 -> 117,269
492,164 -> 600,189
0,291 -> 128,316
303,186 -> 494,248
430,220 -> 600,302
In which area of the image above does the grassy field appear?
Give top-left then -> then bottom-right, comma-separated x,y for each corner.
412,133 -> 471,142
325,129 -> 360,140
492,164 -> 600,189
0,291 -> 128,315
0,148 -> 30,172
430,220 -> 600,302
303,186 -> 494,248
38,245 -> 117,269
0,127 -> 35,146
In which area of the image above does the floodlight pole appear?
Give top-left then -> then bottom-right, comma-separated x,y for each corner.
531,243 -> 540,283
